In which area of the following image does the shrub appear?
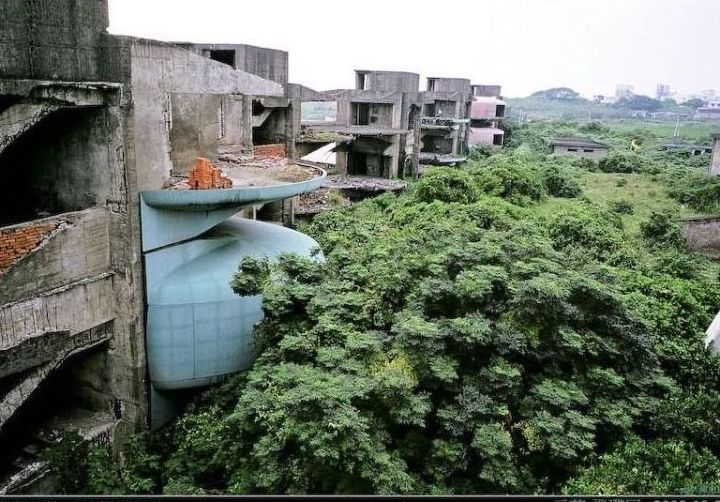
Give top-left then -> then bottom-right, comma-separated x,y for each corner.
542,165 -> 582,198
471,158 -> 546,205
414,168 -> 480,204
563,438 -> 720,495
640,211 -> 682,246
598,152 -> 646,173
610,200 -> 633,215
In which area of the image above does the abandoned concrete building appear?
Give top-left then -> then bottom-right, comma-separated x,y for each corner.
0,0 -> 325,489
468,84 -> 506,147
0,0 -> 509,490
550,137 -> 610,159
295,71 -> 505,179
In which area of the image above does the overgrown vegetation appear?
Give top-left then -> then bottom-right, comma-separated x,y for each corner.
46,119 -> 720,495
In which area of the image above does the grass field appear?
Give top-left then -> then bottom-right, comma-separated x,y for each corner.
536,171 -> 709,237
603,120 -> 719,144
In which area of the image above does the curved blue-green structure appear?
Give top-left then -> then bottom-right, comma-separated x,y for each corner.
140,167 -> 325,428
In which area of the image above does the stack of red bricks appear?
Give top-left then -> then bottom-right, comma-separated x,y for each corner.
0,223 -> 57,272
253,143 -> 286,159
188,157 -> 233,190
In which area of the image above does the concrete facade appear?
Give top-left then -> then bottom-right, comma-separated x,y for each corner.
468,87 -> 506,147
0,0 -> 301,481
550,138 -> 610,159
682,216 -> 720,257
295,71 -> 488,178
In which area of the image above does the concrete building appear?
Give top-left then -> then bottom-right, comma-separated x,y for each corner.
0,0 -> 322,486
468,84 -> 506,147
711,134 -> 720,176
294,71 -> 482,178
551,137 -> 610,159
696,101 -> 720,121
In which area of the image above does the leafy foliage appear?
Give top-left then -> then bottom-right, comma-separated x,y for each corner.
51,118 -> 720,495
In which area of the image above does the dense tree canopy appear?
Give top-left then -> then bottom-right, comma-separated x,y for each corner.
46,120 -> 720,495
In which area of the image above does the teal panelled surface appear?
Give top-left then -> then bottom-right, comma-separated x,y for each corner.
145,218 -> 319,391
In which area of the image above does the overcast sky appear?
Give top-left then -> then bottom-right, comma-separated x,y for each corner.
107,0 -> 719,99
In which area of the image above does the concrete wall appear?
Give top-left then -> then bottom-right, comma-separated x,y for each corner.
552,145 -> 608,159
469,127 -> 504,146
682,217 -> 720,257
711,136 -> 720,176
0,105 -> 124,225
0,0 -> 125,82
176,43 -> 289,87
169,93 -> 222,175
427,78 -> 471,93
356,71 -> 419,93
127,37 -> 284,189
0,209 -> 110,304
472,84 -> 502,97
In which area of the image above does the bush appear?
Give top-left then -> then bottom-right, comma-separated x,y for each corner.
414,168 -> 480,204
563,437 -> 720,495
471,157 -> 546,205
640,211 -> 682,246
542,164 -> 582,198
610,200 -> 633,215
598,152 -> 646,174
667,172 -> 720,213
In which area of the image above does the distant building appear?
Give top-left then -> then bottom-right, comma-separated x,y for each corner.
551,137 -> 609,159
712,134 -> 720,176
696,100 -> 720,120
659,142 -> 713,156
468,85 -> 506,147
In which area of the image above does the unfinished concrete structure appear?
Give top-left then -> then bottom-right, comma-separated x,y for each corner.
468,84 -> 506,147
0,0 -> 315,486
295,71 -> 488,178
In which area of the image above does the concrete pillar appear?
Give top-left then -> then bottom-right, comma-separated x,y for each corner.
711,135 -> 720,176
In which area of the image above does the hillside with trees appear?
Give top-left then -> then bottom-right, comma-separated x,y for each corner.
45,121 -> 720,496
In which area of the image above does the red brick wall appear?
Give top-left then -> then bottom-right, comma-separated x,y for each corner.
188,157 -> 233,190
0,223 -> 57,272
253,143 -> 286,158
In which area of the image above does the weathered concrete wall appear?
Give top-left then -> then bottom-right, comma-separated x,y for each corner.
682,216 -> 720,257
220,95 -> 251,147
0,0 -> 125,82
0,209 -> 110,304
126,37 -> 284,190
552,145 -> 608,159
0,105 -> 124,225
169,93 -> 222,175
472,84 -> 502,97
427,78 -> 471,93
0,222 -> 57,272
711,135 -> 720,176
0,274 -> 116,352
356,71 -> 419,93
176,43 -> 289,87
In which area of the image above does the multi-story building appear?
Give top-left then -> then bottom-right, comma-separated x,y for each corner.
0,0 -> 324,486
468,84 -> 506,147
295,72 -> 501,178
